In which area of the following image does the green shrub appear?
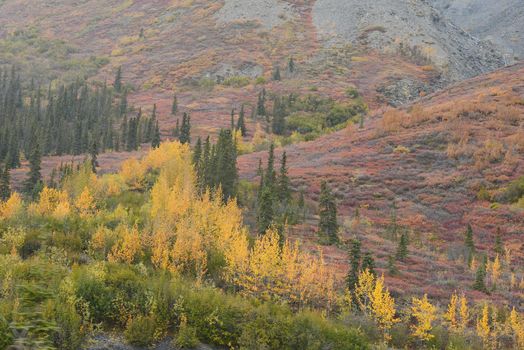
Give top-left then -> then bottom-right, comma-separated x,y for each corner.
496,176 -> 524,203
125,314 -> 156,347
223,76 -> 251,88
173,315 -> 199,349
0,315 -> 13,349
255,76 -> 266,85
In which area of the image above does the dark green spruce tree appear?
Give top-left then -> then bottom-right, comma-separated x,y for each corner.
277,151 -> 291,203
179,113 -> 191,144
237,104 -> 247,136
114,66 -> 122,92
396,230 -> 409,261
473,255 -> 488,293
318,180 -> 339,244
24,141 -> 43,199
0,164 -> 11,201
362,252 -> 376,276
346,238 -> 361,290
151,121 -> 161,149
90,140 -> 99,173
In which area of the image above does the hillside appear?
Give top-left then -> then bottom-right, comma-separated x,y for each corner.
432,0 -> 524,61
238,62 -> 524,300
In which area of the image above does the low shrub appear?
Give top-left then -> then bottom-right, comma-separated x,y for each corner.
125,314 -> 157,347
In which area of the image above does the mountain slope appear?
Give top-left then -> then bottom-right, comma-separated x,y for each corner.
238,62 -> 524,298
432,0 -> 524,61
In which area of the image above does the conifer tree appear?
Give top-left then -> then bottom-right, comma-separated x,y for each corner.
214,129 -> 238,200
388,255 -> 398,275
24,141 -> 43,199
465,224 -> 475,253
256,89 -> 266,117
120,89 -> 128,115
179,113 -> 191,144
288,57 -> 295,73
494,229 -> 504,256
173,119 -> 180,138
347,238 -> 361,290
265,143 -> 276,187
151,121 -> 161,149
230,108 -> 235,131
473,255 -> 488,292
90,140 -> 99,173
114,66 -> 122,92
318,180 -> 338,244
257,185 -> 274,235
362,252 -> 376,276
237,104 -> 247,136
193,137 -> 202,165
171,93 -> 178,115
0,164 -> 11,201
278,151 -> 291,203
273,66 -> 281,81
396,230 -> 409,261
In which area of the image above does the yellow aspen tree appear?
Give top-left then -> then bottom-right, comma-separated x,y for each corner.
37,187 -> 61,215
476,304 -> 491,347
491,254 -> 501,283
369,274 -> 398,340
75,187 -> 96,218
459,294 -> 470,331
445,292 -> 459,331
504,246 -> 512,266
411,294 -> 437,341
509,307 -> 524,348
0,227 -> 25,257
53,190 -> 71,220
108,225 -> 142,264
0,192 -> 23,220
169,217 -> 207,279
354,268 -> 376,312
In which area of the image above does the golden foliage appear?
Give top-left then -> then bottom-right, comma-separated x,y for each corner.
75,187 -> 97,218
459,294 -> 470,331
445,292 -> 459,331
108,225 -> 142,264
37,187 -> 71,219
228,228 -> 337,310
509,308 -> 524,349
491,254 -> 501,283
411,294 -> 437,341
0,192 -> 24,220
369,275 -> 398,339
476,304 -> 491,347
0,227 -> 26,256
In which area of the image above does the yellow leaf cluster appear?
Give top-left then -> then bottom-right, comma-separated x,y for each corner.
369,275 -> 399,339
0,192 -> 23,220
108,225 -> 142,264
0,227 -> 26,256
446,292 -> 469,331
411,294 -> 437,341
509,308 -> 524,349
37,187 -> 71,219
75,187 -> 97,218
476,304 -> 491,347
228,228 -> 337,310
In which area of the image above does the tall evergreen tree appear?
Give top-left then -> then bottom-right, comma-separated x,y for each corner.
0,164 -> 11,201
151,121 -> 161,149
114,66 -> 122,93
494,229 -> 504,256
24,141 -> 43,199
90,140 -> 99,173
396,230 -> 409,261
465,224 -> 475,253
214,129 -> 238,200
179,113 -> 191,144
256,89 -> 266,117
193,137 -> 202,165
265,143 -> 276,189
288,57 -> 295,73
257,185 -> 274,235
346,239 -> 361,290
120,89 -> 128,115
273,66 -> 281,81
362,252 -> 376,276
171,93 -> 178,115
278,151 -> 291,203
318,181 -> 338,244
473,255 -> 488,292
230,108 -> 235,131
237,104 -> 247,136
